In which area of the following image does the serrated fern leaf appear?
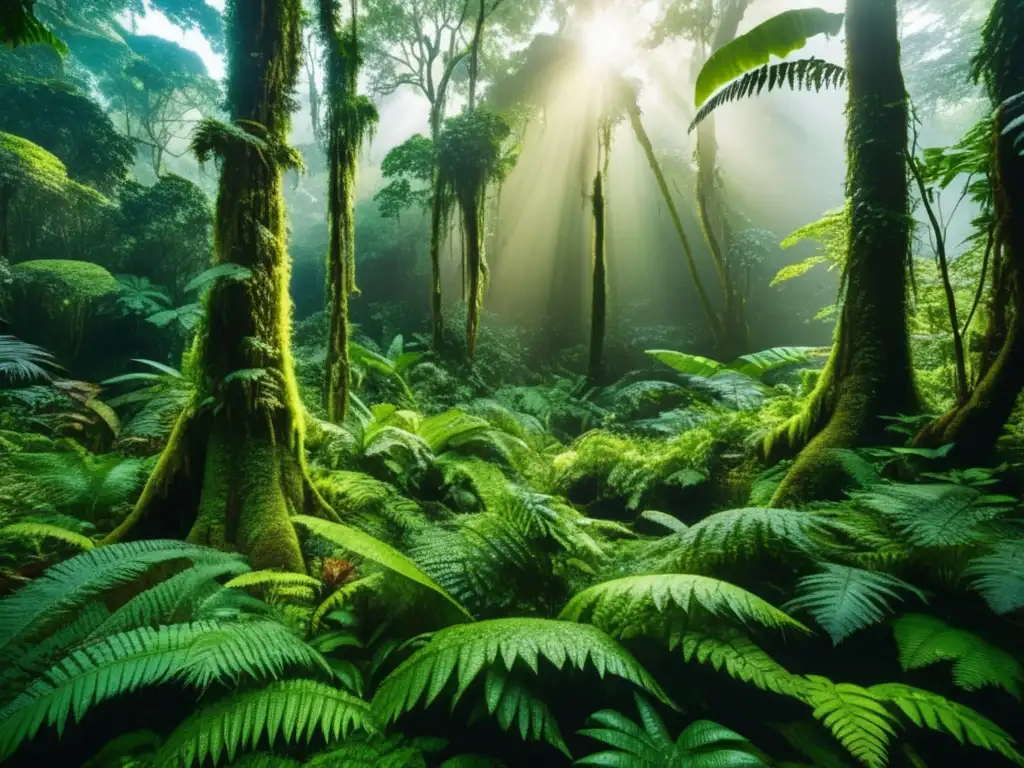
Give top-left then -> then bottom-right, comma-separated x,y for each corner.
965,541 -> 1024,614
676,631 -> 801,697
869,683 -> 1024,766
483,667 -> 570,757
852,483 -> 1009,548
559,574 -> 807,640
727,347 -> 822,379
225,571 -> 323,592
154,680 -> 373,768
0,522 -> 94,551
679,507 -> 831,569
292,516 -> 472,620
372,618 -> 672,726
0,540 -> 242,656
784,564 -> 926,645
645,349 -> 725,377
0,620 -> 330,761
798,675 -> 897,768
689,58 -> 847,132
92,561 -> 248,636
893,614 -> 1021,698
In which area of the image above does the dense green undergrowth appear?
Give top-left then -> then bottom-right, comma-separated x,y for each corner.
1,324 -> 1022,768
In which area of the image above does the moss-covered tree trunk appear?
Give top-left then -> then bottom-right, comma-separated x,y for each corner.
321,0 -> 375,423
914,0 -> 1024,458
462,184 -> 485,359
766,0 -> 919,505
104,0 -> 335,571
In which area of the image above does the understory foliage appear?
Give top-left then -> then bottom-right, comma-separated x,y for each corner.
1,328 -> 1023,767
1,1 -> 1023,766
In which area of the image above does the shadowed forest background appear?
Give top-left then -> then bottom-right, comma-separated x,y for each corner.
1,0 -> 1024,766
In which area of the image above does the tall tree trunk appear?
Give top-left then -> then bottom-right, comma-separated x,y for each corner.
767,0 -> 919,505
696,0 -> 751,358
103,0 -> 336,570
588,164 -> 607,383
321,0 -> 373,423
914,0 -> 1024,458
626,104 -> 722,342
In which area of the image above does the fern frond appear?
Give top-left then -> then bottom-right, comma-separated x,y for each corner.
154,680 -> 373,768
965,541 -> 1024,614
784,563 -> 926,645
559,574 -> 807,640
679,507 -> 832,569
0,540 -> 242,657
869,683 -> 1024,766
852,483 -> 1010,548
893,614 -> 1021,698
225,571 -> 323,593
798,675 -> 897,768
93,561 -> 248,635
292,516 -> 472,620
372,618 -> 672,726
482,667 -> 570,757
409,514 -> 546,616
676,631 -> 801,697
0,522 -> 94,551
0,621 -> 331,761
688,58 -> 847,132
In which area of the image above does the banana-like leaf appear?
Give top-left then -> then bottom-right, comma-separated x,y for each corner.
695,8 -> 845,107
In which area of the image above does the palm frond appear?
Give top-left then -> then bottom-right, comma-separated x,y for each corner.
689,58 -> 847,132
0,335 -> 59,386
784,563 -> 927,645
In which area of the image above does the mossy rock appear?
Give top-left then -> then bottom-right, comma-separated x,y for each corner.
5,259 -> 119,364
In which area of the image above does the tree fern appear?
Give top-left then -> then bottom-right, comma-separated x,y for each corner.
0,540 -> 243,657
559,574 -> 807,640
577,693 -> 767,767
784,563 -> 927,645
292,516 -> 472,620
154,680 -> 373,768
892,614 -> 1021,697
798,675 -> 898,768
869,683 -> 1024,766
675,630 -> 801,697
689,58 -> 847,132
0,619 -> 331,761
372,618 -> 672,727
965,541 -> 1024,614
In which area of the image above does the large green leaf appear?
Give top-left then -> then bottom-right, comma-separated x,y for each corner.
292,516 -> 473,621
694,8 -> 845,107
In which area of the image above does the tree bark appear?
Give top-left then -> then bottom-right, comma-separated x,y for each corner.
588,165 -> 607,383
104,0 -> 336,571
914,0 -> 1024,458
767,0 -> 919,505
